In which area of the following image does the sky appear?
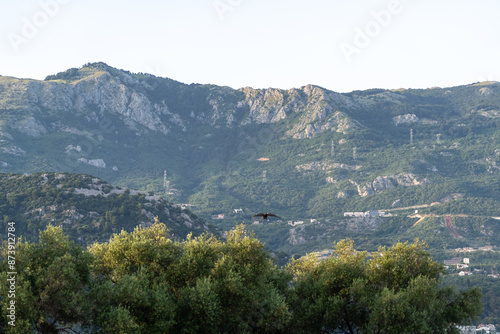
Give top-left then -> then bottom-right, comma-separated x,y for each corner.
0,0 -> 499,93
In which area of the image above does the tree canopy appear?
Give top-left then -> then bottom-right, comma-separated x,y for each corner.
1,223 -> 482,333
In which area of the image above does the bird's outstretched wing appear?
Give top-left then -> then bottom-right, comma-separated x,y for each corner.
252,213 -> 281,220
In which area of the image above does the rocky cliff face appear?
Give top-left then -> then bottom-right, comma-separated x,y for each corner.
7,71 -> 170,135
205,83 -> 365,138
1,64 -> 366,142
2,63 -> 500,143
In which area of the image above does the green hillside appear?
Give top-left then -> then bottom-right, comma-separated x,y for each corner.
0,63 -> 499,254
0,172 -> 214,244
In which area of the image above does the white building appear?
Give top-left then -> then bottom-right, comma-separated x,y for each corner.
456,325 -> 476,333
476,324 -> 496,333
344,210 -> 388,218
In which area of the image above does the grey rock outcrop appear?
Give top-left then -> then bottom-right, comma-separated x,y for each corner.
3,69 -> 171,136
393,113 -> 418,126
78,158 -> 107,168
356,173 -> 430,197
296,161 -> 361,173
337,191 -> 348,199
12,117 -> 47,137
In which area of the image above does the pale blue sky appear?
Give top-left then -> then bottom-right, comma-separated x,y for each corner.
1,0 -> 499,92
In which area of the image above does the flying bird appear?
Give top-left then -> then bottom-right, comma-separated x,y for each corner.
252,213 -> 281,220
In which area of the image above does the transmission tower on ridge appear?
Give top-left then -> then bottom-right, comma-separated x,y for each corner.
410,129 -> 414,145
353,147 -> 357,160
331,140 -> 335,157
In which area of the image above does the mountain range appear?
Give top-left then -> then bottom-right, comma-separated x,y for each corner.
1,62 -> 499,253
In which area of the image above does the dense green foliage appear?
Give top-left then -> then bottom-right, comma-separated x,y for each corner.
438,250 -> 500,326
0,223 -> 482,333
0,173 -> 212,245
44,67 -> 80,81
287,239 -> 482,334
443,275 -> 500,327
0,225 -> 93,333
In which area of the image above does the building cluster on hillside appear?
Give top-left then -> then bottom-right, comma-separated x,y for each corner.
457,324 -> 497,333
444,257 -> 471,272
210,209 -> 244,219
444,258 -> 500,278
343,210 -> 392,217
477,324 -> 497,334
454,246 -> 495,253
209,208 -> 319,226
455,247 -> 476,252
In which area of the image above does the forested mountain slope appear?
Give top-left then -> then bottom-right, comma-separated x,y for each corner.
0,172 -> 213,244
0,63 -> 499,251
